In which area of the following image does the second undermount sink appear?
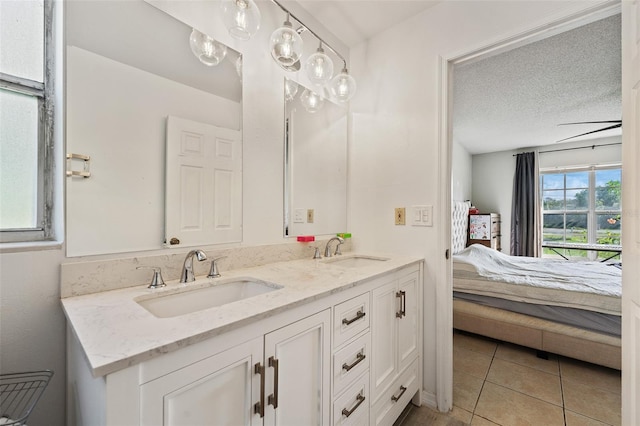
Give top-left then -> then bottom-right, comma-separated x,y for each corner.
136,278 -> 282,318
322,255 -> 389,268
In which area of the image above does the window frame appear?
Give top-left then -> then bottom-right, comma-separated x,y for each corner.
0,0 -> 54,243
540,164 -> 622,252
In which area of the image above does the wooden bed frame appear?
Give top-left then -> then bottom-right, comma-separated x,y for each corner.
453,299 -> 621,370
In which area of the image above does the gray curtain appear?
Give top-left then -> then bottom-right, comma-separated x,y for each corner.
510,152 -> 536,256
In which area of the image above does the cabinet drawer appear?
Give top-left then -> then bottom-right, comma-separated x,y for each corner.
334,293 -> 370,348
333,332 -> 371,396
370,358 -> 419,426
333,372 -> 369,426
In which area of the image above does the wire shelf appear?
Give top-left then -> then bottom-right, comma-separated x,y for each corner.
0,370 -> 53,425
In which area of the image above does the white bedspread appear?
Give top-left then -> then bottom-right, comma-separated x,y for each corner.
453,244 -> 621,315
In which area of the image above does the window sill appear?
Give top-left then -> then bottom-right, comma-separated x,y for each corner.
0,240 -> 63,254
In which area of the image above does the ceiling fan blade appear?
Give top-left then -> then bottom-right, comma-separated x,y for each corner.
558,120 -> 622,126
556,123 -> 622,143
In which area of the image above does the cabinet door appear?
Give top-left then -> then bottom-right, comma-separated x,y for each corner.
397,271 -> 419,372
370,280 -> 398,401
264,309 -> 331,426
140,337 -> 263,426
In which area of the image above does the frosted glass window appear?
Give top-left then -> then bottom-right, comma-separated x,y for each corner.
0,0 -> 44,82
0,89 -> 39,229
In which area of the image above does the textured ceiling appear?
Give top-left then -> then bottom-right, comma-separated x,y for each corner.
453,14 -> 621,155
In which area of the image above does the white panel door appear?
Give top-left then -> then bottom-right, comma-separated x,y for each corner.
165,116 -> 242,247
140,337 -> 262,426
622,1 -> 640,424
264,310 -> 331,426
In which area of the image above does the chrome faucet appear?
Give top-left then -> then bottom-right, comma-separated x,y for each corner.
180,249 -> 207,283
323,236 -> 344,258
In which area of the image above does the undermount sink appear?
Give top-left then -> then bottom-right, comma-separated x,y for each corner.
322,255 -> 389,268
137,278 -> 282,318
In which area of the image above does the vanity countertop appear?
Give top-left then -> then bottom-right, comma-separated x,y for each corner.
62,253 -> 421,377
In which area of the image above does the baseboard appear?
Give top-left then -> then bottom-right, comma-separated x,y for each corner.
420,390 -> 437,409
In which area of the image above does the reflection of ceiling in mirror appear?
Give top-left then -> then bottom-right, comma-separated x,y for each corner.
66,0 -> 241,103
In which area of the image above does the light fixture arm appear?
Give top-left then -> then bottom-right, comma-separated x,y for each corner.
268,0 -> 348,69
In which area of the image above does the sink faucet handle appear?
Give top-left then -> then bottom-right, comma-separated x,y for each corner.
207,256 -> 227,278
137,266 -> 166,289
310,246 -> 322,259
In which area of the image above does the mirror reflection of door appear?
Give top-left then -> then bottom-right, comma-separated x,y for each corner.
164,116 -> 241,247
65,0 -> 242,256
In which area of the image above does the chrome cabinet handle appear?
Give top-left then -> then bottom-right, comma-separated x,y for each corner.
391,385 -> 407,402
341,392 -> 365,418
395,291 -> 406,318
342,310 -> 366,326
342,352 -> 366,372
254,362 -> 265,418
267,356 -> 279,409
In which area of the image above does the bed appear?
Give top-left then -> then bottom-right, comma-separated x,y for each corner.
451,202 -> 621,370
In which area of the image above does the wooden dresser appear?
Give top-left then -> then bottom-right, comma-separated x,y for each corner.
468,213 -> 501,251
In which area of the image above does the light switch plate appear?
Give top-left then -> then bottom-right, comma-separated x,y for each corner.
294,208 -> 305,223
395,207 -> 406,225
307,209 -> 314,223
412,205 -> 433,227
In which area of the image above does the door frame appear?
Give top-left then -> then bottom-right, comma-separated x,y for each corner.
436,1 -> 622,411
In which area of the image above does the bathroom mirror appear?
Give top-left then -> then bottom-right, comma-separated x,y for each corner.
284,79 -> 348,237
65,0 -> 242,256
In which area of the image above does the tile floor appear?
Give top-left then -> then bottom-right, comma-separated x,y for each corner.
395,330 -> 621,426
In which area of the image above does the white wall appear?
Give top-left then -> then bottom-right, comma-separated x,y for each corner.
452,140 -> 473,203
472,136 -> 622,253
348,0 -> 609,407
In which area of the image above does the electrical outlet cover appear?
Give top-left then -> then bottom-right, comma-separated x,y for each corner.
395,207 -> 406,225
307,209 -> 314,223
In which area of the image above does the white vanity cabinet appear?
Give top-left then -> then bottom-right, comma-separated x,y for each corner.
140,337 -> 263,426
139,309 -> 331,426
370,270 -> 420,426
65,259 -> 422,426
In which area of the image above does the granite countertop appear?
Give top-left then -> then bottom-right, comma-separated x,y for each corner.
62,253 -> 421,377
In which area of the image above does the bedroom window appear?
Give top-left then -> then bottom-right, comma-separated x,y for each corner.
540,166 -> 621,260
0,0 -> 54,242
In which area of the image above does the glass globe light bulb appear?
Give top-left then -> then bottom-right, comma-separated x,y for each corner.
329,67 -> 357,103
305,45 -> 334,85
270,16 -> 303,69
300,88 -> 324,113
284,79 -> 299,102
189,29 -> 227,66
220,0 -> 261,41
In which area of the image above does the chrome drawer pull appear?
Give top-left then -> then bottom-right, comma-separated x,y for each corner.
341,392 -> 365,418
254,362 -> 265,417
342,310 -> 366,326
342,352 -> 366,372
391,385 -> 407,402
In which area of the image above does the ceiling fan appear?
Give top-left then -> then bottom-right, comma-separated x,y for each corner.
556,120 -> 622,142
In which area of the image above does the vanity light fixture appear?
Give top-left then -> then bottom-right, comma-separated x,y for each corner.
189,29 -> 228,66
305,42 -> 334,85
223,0 -> 357,103
270,13 -> 304,69
300,88 -> 324,113
220,0 -> 261,41
330,66 -> 357,103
